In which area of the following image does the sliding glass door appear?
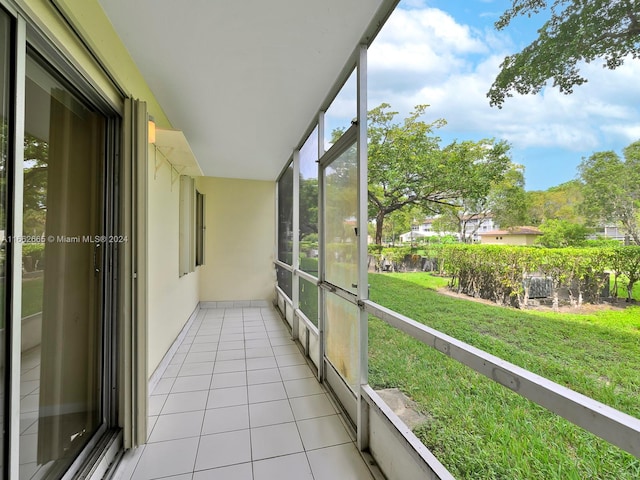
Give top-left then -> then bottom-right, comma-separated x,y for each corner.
0,8 -> 13,477
19,52 -> 107,479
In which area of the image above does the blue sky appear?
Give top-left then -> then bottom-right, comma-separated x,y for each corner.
326,0 -> 640,191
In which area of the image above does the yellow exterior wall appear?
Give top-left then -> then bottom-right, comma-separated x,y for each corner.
147,148 -> 200,376
481,234 -> 539,246
196,177 -> 276,302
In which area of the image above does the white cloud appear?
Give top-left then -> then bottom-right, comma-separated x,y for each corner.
364,5 -> 640,156
600,124 -> 640,144
369,8 -> 488,74
400,0 -> 428,8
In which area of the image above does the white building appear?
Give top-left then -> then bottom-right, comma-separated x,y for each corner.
399,214 -> 499,243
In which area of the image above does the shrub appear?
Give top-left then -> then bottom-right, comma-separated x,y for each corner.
373,244 -> 640,308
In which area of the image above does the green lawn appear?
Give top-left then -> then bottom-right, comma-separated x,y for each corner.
611,276 -> 640,301
0,275 -> 43,327
368,272 -> 640,479
22,276 -> 44,317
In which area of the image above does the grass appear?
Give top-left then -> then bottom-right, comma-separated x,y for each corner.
22,276 -> 44,317
368,272 -> 640,479
611,276 -> 640,301
0,275 -> 43,327
299,276 -> 319,326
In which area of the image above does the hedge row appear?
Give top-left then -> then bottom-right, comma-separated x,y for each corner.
370,244 -> 640,310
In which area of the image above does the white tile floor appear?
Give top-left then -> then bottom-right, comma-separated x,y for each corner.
19,344 -> 58,480
118,305 -> 375,480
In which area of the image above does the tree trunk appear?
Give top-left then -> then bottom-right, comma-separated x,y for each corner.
522,271 -> 530,309
627,279 -> 636,302
375,211 -> 385,245
552,280 -> 560,312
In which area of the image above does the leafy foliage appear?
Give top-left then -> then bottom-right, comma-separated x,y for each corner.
611,246 -> 640,301
373,244 -> 640,309
486,163 -> 528,229
381,206 -> 423,245
489,0 -> 640,107
579,141 -> 640,245
525,180 -> 585,226
367,103 -> 514,244
299,177 -> 318,238
536,219 -> 591,247
435,163 -> 526,243
23,133 -> 49,236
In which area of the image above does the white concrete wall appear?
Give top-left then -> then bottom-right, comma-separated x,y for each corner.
147,152 -> 200,376
196,177 -> 275,302
370,409 -> 445,480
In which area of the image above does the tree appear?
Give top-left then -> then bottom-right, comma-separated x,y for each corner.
367,104 -> 514,244
579,141 -> 640,245
432,163 -> 526,242
525,180 -> 585,225
380,206 -> 421,245
536,219 -> 590,247
23,133 -> 49,236
299,176 -> 318,239
487,163 -> 528,228
488,0 -> 640,107
433,144 -> 522,243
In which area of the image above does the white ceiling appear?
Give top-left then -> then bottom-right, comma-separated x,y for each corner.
98,0 -> 395,181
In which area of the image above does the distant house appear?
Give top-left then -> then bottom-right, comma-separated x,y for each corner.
590,224 -> 628,244
398,217 -> 457,243
460,213 -> 498,242
398,214 -> 499,243
479,226 -> 543,246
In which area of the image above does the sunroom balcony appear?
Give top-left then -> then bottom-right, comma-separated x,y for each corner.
113,304 -> 376,480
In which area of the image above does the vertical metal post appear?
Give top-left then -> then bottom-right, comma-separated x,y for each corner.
274,175 -> 279,302
356,44 -> 369,451
9,15 -> 26,480
317,111 -> 326,382
292,150 -> 300,342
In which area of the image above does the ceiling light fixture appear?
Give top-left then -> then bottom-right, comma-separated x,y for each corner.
148,115 -> 156,144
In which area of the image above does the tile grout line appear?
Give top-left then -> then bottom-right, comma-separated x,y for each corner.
134,309 -> 203,480
145,308 -> 203,443
144,305 -> 366,479
247,308 -> 256,480
262,307 -> 318,479
192,307 -> 223,475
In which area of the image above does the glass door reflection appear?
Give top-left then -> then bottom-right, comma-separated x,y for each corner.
0,9 -> 13,478
20,54 -> 105,480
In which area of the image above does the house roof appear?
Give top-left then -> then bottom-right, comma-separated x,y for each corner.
479,226 -> 542,236
98,0 -> 398,181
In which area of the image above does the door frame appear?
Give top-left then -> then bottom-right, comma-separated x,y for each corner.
2,4 -> 123,478
317,45 -> 369,450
